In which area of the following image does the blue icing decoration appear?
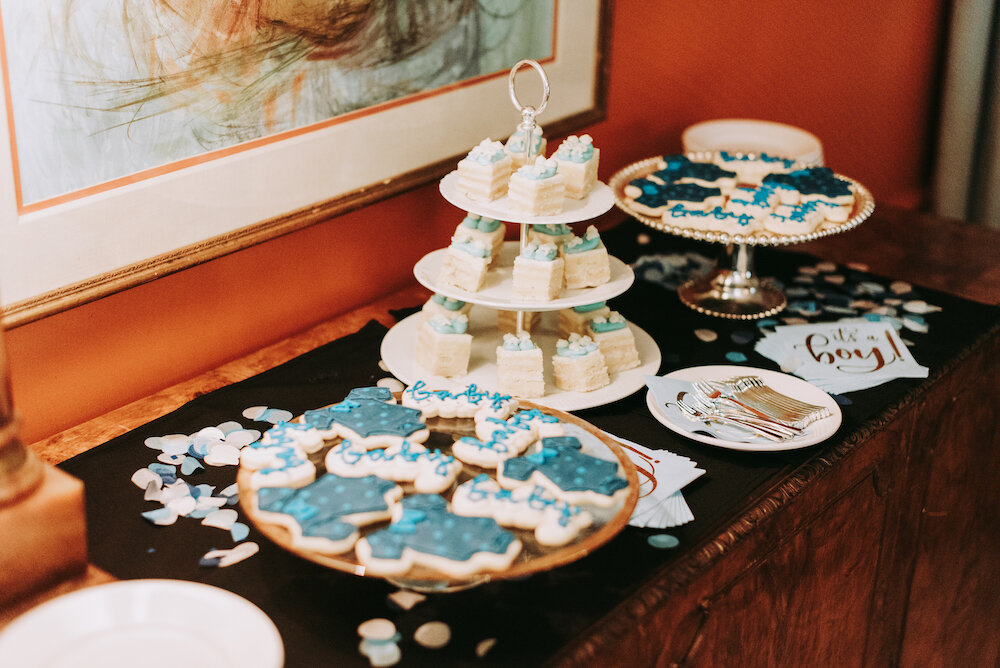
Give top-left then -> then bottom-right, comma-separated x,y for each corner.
573,301 -> 606,313
660,154 -> 691,170
520,242 -> 558,261
555,136 -> 594,162
346,387 -> 394,403
531,223 -> 572,236
462,214 -> 501,232
257,474 -> 399,544
502,437 -> 627,498
763,167 -> 852,198
428,316 -> 468,334
589,314 -> 626,333
556,337 -> 598,356
431,293 -> 467,310
467,140 -> 506,164
404,381 -> 511,411
517,158 -> 557,179
507,128 -> 544,154
451,239 -> 490,258
365,494 -> 517,561
635,182 -> 722,210
306,400 -> 425,439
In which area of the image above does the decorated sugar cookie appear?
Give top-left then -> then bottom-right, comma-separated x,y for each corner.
304,398 -> 429,450
240,421 -> 320,489
324,440 -> 462,494
401,381 -> 517,423
253,473 -> 403,554
451,475 -> 593,546
355,494 -> 522,577
497,436 -> 629,508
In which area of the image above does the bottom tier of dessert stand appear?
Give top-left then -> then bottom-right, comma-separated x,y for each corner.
381,307 -> 662,412
609,154 -> 877,320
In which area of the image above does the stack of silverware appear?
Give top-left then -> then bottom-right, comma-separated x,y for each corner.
674,376 -> 831,442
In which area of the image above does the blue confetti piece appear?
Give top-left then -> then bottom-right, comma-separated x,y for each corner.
187,442 -> 210,459
147,548 -> 156,554
193,484 -> 215,499
831,393 -> 853,406
261,408 -> 294,423
756,318 -> 779,333
785,286 -> 811,299
725,351 -> 748,363
148,463 -> 177,485
180,456 -> 203,475
226,495 -> 240,506
230,522 -> 250,542
730,330 -> 755,345
647,533 -> 680,549
199,555 -> 222,568
141,507 -> 176,525
187,508 -> 215,519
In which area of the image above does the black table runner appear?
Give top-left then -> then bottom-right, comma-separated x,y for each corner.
60,220 -> 1000,666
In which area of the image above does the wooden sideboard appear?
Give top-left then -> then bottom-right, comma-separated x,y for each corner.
11,207 -> 1000,666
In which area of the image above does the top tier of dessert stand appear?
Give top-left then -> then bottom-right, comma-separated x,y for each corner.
380,60 -> 662,411
609,155 -> 876,320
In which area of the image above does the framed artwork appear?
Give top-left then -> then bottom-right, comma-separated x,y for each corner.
0,0 -> 610,327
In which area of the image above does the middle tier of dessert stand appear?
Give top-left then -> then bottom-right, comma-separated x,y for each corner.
609,154 -> 876,320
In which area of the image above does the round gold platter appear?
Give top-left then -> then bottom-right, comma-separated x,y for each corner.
238,400 -> 639,592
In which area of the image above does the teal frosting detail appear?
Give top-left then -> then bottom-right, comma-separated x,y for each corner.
556,336 -> 598,357
555,135 -> 595,163
428,316 -> 468,335
520,242 -> 558,261
462,214 -> 501,233
516,156 -> 558,180
589,314 -> 626,333
564,229 -> 602,254
501,333 -> 536,351
573,301 -> 606,313
532,223 -> 571,236
451,239 -> 490,258
468,140 -> 506,165
431,294 -> 467,311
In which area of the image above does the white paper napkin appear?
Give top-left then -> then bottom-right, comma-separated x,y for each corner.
755,321 -> 929,393
605,431 -> 704,528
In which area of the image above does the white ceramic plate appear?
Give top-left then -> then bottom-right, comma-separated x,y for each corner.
381,308 -> 662,411
645,365 -> 842,452
414,241 -> 635,311
681,119 -> 824,165
439,171 -> 615,225
0,580 -> 283,668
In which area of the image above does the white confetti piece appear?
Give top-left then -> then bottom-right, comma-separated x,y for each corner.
195,496 -> 227,511
201,541 -> 260,567
799,265 -> 820,276
220,483 -> 239,498
204,444 -> 241,466
378,360 -> 389,372
143,480 -> 162,502
202,508 -> 239,530
387,589 -> 426,611
131,468 -> 162,490
815,261 -> 837,272
243,406 -> 267,420
144,436 -> 165,451
413,621 -> 450,649
847,262 -> 870,272
376,377 -> 405,393
890,280 -> 912,294
216,420 -> 245,435
161,435 -> 192,456
475,638 -> 497,658
358,619 -> 397,641
157,452 -> 185,465
903,300 -> 941,314
823,274 -> 845,285
694,328 -> 717,342
359,640 -> 401,668
167,495 -> 197,517
637,232 -> 651,245
225,429 -> 261,448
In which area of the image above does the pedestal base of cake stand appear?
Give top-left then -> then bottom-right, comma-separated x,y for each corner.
677,242 -> 786,320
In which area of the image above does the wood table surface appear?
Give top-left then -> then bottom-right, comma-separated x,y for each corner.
6,206 -> 1000,664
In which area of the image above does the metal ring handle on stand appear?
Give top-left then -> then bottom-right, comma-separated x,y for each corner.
507,60 -> 551,335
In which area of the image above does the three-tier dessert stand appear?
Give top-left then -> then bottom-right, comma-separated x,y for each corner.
381,60 -> 662,410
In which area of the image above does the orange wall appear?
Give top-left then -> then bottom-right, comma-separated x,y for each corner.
7,0 -> 945,443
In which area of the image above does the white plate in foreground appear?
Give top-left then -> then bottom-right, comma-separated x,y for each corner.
382,309 -> 662,412
414,241 -> 634,311
645,365 -> 842,452
439,171 -> 615,225
0,579 -> 283,668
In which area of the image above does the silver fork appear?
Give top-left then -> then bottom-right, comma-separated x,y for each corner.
676,392 -> 795,441
693,380 -> 806,435
714,376 -> 831,427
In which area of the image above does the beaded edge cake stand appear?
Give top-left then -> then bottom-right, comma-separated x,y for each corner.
609,154 -> 876,320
